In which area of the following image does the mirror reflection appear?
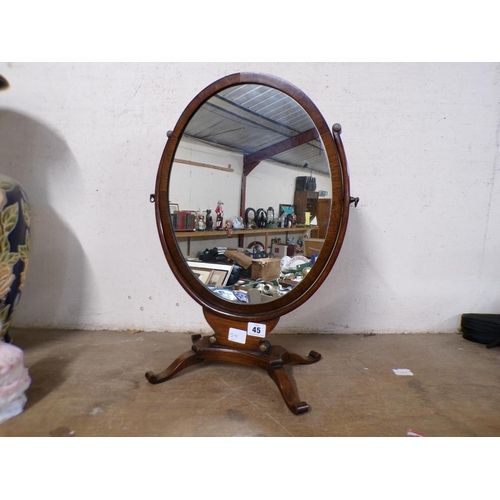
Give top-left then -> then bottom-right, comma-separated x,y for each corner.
169,84 -> 332,304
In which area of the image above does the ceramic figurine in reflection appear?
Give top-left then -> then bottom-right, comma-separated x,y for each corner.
205,209 -> 213,230
0,174 -> 31,343
231,216 -> 244,230
215,200 -> 224,230
277,212 -> 284,228
266,207 -> 276,228
197,210 -> 206,231
245,208 -> 256,229
258,211 -> 267,229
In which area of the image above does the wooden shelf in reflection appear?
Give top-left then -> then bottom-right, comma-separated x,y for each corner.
175,226 -> 319,254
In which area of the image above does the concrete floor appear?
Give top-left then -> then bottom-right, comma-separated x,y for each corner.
1,328 -> 499,437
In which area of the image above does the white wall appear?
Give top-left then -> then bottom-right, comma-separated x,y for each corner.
171,139 -> 244,225
0,62 -> 498,333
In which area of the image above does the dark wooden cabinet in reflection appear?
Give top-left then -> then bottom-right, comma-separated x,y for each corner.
316,198 -> 332,238
294,190 -> 319,225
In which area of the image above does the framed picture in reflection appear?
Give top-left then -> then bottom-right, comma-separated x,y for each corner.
191,269 -> 211,284
187,261 -> 233,287
279,204 -> 294,216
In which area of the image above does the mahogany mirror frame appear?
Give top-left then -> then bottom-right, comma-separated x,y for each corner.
154,72 -> 351,327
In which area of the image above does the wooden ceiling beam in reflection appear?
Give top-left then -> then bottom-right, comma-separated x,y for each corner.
242,128 -> 319,176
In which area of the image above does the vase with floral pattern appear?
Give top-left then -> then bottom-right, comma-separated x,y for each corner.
0,174 -> 30,342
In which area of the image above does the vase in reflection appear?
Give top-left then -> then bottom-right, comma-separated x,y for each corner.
0,174 -> 31,342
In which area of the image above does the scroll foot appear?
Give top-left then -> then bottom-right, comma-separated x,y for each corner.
268,366 -> 310,415
146,350 -> 203,384
285,350 -> 322,365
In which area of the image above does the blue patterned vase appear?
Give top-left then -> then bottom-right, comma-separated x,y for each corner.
0,174 -> 30,342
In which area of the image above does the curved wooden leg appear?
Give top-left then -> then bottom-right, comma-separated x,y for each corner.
145,335 -> 321,414
267,366 -> 309,415
285,350 -> 321,365
145,350 -> 203,384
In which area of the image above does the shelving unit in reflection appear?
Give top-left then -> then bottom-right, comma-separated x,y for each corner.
175,226 -> 319,257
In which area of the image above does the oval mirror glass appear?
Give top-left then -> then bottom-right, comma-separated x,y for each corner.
169,83 -> 330,304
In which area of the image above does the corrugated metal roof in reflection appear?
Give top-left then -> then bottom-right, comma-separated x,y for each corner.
183,84 -> 329,174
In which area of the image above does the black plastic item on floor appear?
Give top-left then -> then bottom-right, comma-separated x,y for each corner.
461,313 -> 500,349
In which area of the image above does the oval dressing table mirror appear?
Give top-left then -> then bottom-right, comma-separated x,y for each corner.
146,72 -> 354,414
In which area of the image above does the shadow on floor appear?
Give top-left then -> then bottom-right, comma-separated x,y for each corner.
24,355 -> 73,409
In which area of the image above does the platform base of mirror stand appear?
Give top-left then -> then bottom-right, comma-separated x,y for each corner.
145,334 -> 322,415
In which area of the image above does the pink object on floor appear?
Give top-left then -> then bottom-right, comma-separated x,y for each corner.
0,341 -> 31,424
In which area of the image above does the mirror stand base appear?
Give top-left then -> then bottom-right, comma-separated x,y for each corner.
145,335 -> 321,415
